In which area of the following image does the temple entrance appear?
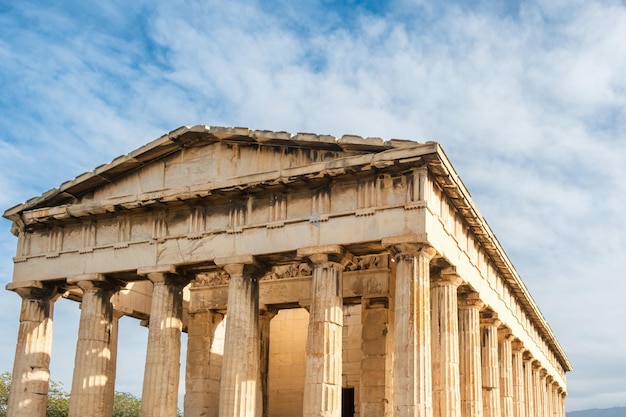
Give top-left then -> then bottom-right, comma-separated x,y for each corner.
342,387 -> 355,417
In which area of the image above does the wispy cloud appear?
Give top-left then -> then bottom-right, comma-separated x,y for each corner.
1,0 -> 625,411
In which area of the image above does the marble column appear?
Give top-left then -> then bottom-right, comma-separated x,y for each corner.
522,353 -> 534,417
539,369 -> 550,417
185,308 -> 224,417
431,270 -> 463,417
559,391 -> 566,417
360,297 -> 392,417
217,257 -> 262,417
259,308 -> 276,417
511,341 -> 525,417
481,316 -> 501,417
140,272 -> 185,417
548,378 -> 557,417
458,291 -> 484,417
104,310 -> 123,417
298,245 -> 346,417
532,361 -> 543,417
498,331 -> 514,417
7,282 -> 58,417
383,237 -> 436,417
68,277 -> 119,417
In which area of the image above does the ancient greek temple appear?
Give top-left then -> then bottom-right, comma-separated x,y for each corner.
4,125 -> 571,417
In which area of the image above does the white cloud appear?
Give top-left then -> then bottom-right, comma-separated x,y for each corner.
1,0 -> 625,412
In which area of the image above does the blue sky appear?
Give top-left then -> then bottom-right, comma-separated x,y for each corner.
1,0 -> 626,412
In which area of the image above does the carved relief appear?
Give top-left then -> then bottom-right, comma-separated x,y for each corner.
193,271 -> 230,287
357,177 -> 377,214
47,226 -> 64,257
188,205 -> 206,238
260,263 -> 312,281
80,220 -> 97,252
268,193 -> 287,225
115,216 -> 131,248
152,209 -> 168,242
17,231 -> 31,257
228,202 -> 246,233
345,254 -> 389,272
311,186 -> 330,222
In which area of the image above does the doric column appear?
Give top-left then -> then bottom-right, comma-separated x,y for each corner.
217,256 -> 263,417
559,390 -> 566,417
104,310 -> 123,417
259,308 -> 276,417
185,307 -> 224,417
360,297 -> 392,417
539,370 -> 548,417
498,330 -> 514,417
548,378 -> 557,417
522,353 -> 534,417
383,236 -> 436,417
480,315 -> 501,417
511,341 -> 525,417
458,291 -> 484,417
532,361 -> 543,417
68,276 -> 120,417
539,368 -> 550,417
139,271 -> 185,417
431,269 -> 463,417
298,245 -> 346,417
6,281 -> 58,417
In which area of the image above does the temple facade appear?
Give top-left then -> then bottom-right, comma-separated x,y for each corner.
4,125 -> 571,417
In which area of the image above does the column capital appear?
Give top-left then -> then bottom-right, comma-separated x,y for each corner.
498,326 -> 515,341
382,234 -> 436,260
215,254 -> 265,276
480,311 -> 501,327
259,306 -> 278,321
6,280 -> 58,301
137,264 -> 178,276
431,268 -> 464,288
458,290 -> 484,309
67,273 -> 121,292
297,244 -> 354,267
512,339 -> 525,352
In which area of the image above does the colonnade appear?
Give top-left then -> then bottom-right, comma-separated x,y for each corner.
6,242 -> 567,417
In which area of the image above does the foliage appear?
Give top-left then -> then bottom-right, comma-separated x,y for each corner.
47,379 -> 70,417
0,371 -> 183,417
112,391 -> 142,417
0,372 -> 10,417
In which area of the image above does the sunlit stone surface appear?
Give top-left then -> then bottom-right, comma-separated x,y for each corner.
4,126 -> 571,417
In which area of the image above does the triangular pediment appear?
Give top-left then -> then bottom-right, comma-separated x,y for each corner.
4,125 -> 420,223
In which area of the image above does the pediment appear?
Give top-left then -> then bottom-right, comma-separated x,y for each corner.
4,125 -> 420,226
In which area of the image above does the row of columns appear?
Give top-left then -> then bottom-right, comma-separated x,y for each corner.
384,239 -> 566,417
7,242 -> 566,417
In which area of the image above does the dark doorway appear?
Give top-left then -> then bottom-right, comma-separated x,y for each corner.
342,387 -> 355,417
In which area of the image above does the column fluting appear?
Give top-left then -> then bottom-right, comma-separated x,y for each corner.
499,332 -> 514,417
140,272 -> 185,417
458,291 -> 484,417
300,249 -> 345,417
522,353 -> 534,417
68,278 -> 119,417
7,283 -> 58,417
511,341 -> 525,417
218,260 -> 262,417
385,240 -> 436,417
431,271 -> 463,417
481,316 -> 501,417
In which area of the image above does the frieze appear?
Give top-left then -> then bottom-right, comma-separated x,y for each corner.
345,254 -> 389,272
260,263 -> 312,281
193,271 -> 230,287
